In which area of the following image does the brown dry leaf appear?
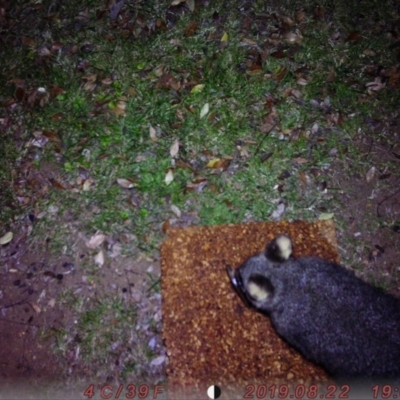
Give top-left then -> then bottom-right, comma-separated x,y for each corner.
363,49 -> 375,57
314,5 -> 326,20
22,36 -> 36,46
206,158 -> 231,170
293,157 -> 308,164
295,10 -> 306,22
326,111 -> 344,126
43,130 -> 61,142
326,68 -> 336,82
275,66 -> 288,82
82,178 -> 93,191
83,80 -> 96,91
82,74 -> 97,83
271,50 -> 286,59
246,63 -> 263,75
282,87 -> 302,98
184,21 -> 197,37
38,90 -> 50,107
186,178 -> 208,193
113,100 -> 127,116
117,178 -> 135,189
346,31 -> 362,43
299,171 -> 311,185
388,70 -> 400,88
154,65 -> 166,77
162,219 -> 171,233
50,113 -> 64,122
101,77 -> 113,85
264,94 -> 278,109
49,85 -> 66,98
157,73 -> 181,91
240,38 -> 258,46
49,178 -> 69,190
15,86 -> 26,102
176,159 -> 195,171
260,108 -> 279,133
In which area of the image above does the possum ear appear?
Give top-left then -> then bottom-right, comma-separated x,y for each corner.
246,274 -> 274,302
266,235 -> 293,263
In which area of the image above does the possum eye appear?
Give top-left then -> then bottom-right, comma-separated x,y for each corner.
247,274 -> 274,302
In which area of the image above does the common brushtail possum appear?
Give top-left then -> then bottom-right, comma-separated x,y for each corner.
227,235 -> 400,381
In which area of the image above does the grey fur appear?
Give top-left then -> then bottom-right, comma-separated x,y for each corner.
231,235 -> 400,380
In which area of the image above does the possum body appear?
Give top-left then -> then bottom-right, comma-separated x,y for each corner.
229,235 -> 400,380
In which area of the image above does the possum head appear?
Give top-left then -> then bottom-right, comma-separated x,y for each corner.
227,235 -> 292,311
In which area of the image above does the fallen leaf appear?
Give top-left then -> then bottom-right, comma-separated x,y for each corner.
293,157 -> 308,164
346,31 -> 362,43
186,0 -> 195,11
117,178 -> 135,188
186,178 -> 208,193
366,166 -> 376,182
32,304 -> 41,313
191,84 -> 205,94
275,66 -> 288,82
170,204 -> 181,218
170,140 -> 180,158
82,179 -> 93,191
149,126 -> 157,142
366,78 -> 386,93
48,298 -> 56,308
0,231 -> 13,245
162,219 -> 170,233
165,169 -> 174,185
184,21 -> 197,36
284,31 -> 303,44
94,250 -> 105,266
319,213 -> 334,220
221,32 -> 229,42
49,178 -> 69,190
206,158 -> 231,169
86,234 -> 106,249
150,355 -> 166,366
22,36 -> 36,46
271,202 -> 286,220
200,103 -> 209,118
111,100 -> 127,116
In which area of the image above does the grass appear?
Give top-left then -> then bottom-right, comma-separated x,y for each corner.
1,0 -> 400,386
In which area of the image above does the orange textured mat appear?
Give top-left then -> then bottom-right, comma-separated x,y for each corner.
161,220 -> 338,397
